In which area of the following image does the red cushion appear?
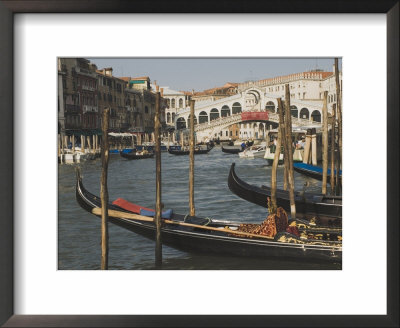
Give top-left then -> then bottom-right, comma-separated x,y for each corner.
112,198 -> 152,214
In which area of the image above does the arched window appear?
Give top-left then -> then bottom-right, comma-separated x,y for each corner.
167,99 -> 170,107
210,108 -> 219,121
199,111 -> 208,124
167,112 -> 171,123
290,105 -> 298,118
265,101 -> 275,112
232,102 -> 242,114
176,117 -> 186,129
172,113 -> 176,123
300,108 -> 309,119
171,99 -> 175,108
311,110 -> 321,122
221,105 -> 230,117
179,98 -> 183,108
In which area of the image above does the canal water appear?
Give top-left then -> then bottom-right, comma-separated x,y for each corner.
58,146 -> 340,270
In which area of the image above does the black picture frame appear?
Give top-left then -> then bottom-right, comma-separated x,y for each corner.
0,1 -> 398,327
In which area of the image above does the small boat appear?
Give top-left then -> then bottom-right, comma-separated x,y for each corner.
293,163 -> 342,183
228,163 -> 342,226
119,151 -> 154,160
264,146 -> 284,165
221,145 -> 244,154
168,145 -> 213,155
76,171 -> 342,263
239,145 -> 266,159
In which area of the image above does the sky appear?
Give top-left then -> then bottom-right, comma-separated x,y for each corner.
87,58 -> 342,92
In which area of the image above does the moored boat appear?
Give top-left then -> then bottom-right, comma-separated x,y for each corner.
168,144 -> 213,155
76,170 -> 341,263
120,151 -> 154,160
264,145 -> 284,165
228,163 -> 342,226
239,145 -> 267,159
221,145 -> 244,154
293,163 -> 342,183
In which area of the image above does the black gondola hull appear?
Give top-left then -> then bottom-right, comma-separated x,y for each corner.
228,163 -> 342,226
221,146 -> 243,154
75,171 -> 341,263
119,151 -> 154,160
168,147 -> 212,155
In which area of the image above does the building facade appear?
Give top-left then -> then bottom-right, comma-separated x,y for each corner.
58,58 -> 99,136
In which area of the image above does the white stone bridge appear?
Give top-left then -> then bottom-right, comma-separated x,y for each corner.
174,85 -> 323,140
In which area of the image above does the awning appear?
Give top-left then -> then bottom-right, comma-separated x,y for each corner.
65,129 -> 102,136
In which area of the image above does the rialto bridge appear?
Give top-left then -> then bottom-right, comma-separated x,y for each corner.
173,86 -> 324,142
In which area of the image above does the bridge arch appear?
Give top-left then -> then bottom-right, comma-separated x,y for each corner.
176,117 -> 186,129
300,107 -> 309,119
210,108 -> 220,121
198,111 -> 208,124
221,105 -> 230,117
232,102 -> 242,114
290,105 -> 298,118
311,110 -> 321,122
265,101 -> 275,112
247,89 -> 261,103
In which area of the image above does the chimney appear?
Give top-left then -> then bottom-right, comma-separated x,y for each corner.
192,89 -> 194,95
156,85 -> 160,92
160,88 -> 164,97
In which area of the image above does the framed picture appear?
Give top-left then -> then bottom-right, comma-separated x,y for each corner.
0,1 -> 398,327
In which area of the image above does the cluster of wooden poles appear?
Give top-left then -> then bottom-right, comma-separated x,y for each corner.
58,134 -> 100,160
98,91 -> 197,269
270,58 -> 342,219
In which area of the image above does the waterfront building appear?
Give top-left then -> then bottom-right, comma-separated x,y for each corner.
150,84 -> 189,130
192,82 -> 238,103
58,58 -> 99,136
97,68 -> 128,131
119,77 -> 167,142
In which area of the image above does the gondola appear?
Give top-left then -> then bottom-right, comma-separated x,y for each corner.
221,145 -> 244,154
228,163 -> 342,226
168,145 -> 213,155
76,170 -> 342,263
119,151 -> 154,160
293,163 -> 342,183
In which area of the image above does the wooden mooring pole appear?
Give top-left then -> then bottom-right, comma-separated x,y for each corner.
271,98 -> 284,211
334,58 -> 342,194
189,100 -> 195,216
100,108 -> 110,270
303,129 -> 312,164
322,91 -> 329,195
284,84 -> 296,219
154,92 -> 162,268
330,105 -> 336,194
311,128 -> 317,166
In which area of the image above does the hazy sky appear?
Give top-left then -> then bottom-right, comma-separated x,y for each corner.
88,58 -> 342,92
